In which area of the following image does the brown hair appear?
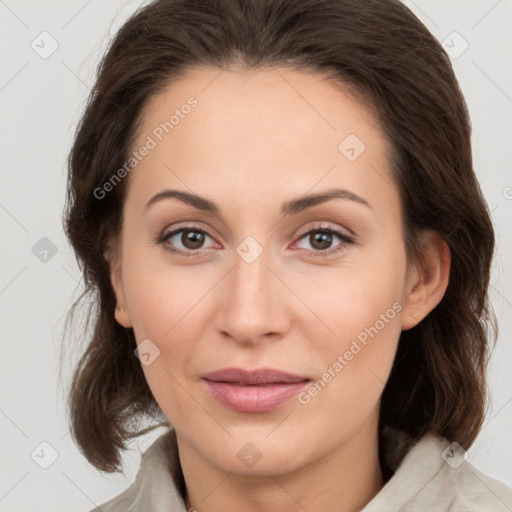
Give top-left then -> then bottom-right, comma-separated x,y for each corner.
62,0 -> 496,473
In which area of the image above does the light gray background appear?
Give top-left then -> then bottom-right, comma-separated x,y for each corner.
1,0 -> 511,510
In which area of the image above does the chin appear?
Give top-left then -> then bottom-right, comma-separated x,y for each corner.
221,444 -> 306,476
189,429 -> 311,476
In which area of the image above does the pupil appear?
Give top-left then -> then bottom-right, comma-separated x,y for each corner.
180,230 -> 332,251
184,230 -> 204,249
312,232 -> 331,250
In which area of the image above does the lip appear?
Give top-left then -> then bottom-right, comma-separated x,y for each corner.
201,367 -> 311,413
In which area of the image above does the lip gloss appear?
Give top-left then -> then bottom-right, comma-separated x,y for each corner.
201,367 -> 311,412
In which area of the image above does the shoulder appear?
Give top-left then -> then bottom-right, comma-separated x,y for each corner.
89,429 -> 187,512
363,430 -> 512,512
449,461 -> 512,511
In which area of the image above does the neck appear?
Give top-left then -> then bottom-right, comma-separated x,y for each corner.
179,418 -> 384,512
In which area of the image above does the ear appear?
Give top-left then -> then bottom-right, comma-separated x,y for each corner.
401,230 -> 450,330
105,241 -> 133,329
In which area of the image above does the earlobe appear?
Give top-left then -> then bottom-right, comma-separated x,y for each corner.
114,305 -> 132,328
401,231 -> 450,331
106,246 -> 133,328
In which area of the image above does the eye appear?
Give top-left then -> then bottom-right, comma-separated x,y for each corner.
156,225 -> 217,256
293,225 -> 354,257
155,223 -> 355,258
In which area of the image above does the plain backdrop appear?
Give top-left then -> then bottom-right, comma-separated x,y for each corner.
1,0 -> 511,510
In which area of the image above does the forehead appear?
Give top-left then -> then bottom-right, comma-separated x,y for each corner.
127,65 -> 396,214
136,65 -> 381,148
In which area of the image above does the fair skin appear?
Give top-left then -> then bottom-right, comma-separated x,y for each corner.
109,66 -> 450,512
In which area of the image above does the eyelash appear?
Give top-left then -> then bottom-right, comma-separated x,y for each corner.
155,223 -> 355,258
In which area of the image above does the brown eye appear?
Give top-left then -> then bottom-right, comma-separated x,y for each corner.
293,226 -> 355,257
308,231 -> 333,250
158,226 -> 216,255
180,229 -> 206,250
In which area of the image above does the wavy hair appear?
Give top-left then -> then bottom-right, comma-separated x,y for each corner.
62,0 -> 496,473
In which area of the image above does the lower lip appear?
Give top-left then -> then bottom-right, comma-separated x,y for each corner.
202,380 -> 309,413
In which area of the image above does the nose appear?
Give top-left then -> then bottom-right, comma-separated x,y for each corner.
214,240 -> 291,347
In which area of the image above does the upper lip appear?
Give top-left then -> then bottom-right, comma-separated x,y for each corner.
202,367 -> 310,385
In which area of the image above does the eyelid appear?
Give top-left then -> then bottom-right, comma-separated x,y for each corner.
290,223 -> 355,257
156,220 -> 355,257
156,222 -> 217,248
294,221 -> 354,241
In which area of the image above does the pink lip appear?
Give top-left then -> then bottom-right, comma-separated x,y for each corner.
201,367 -> 311,413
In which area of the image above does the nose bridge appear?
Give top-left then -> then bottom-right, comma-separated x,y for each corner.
232,236 -> 270,303
216,235 -> 287,343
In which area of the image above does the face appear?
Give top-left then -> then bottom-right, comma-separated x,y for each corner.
110,66 -> 423,476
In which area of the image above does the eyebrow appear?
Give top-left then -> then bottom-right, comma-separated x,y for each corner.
144,187 -> 371,215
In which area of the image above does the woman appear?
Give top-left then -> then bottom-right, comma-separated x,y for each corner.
63,0 -> 512,510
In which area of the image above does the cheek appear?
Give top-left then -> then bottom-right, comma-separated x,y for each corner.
300,246 -> 406,347
126,274 -> 200,369
293,247 -> 406,407
128,282 -> 200,427
307,283 -> 402,391
121,242 -> 198,340
120,246 -> 209,403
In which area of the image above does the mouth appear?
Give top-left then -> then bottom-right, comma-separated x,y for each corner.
201,367 -> 311,413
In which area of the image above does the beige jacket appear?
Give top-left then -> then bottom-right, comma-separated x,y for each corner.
91,428 -> 512,511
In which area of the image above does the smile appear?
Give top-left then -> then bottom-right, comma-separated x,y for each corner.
201,367 -> 311,413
